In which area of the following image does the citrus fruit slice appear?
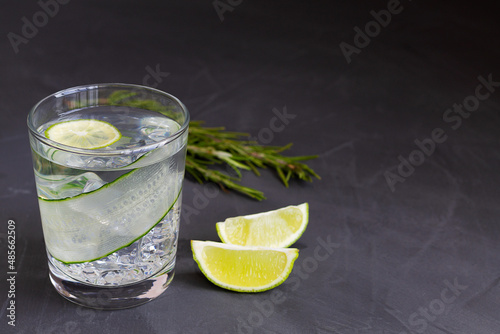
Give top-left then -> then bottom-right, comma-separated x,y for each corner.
45,119 -> 121,149
216,203 -> 308,248
191,240 -> 298,292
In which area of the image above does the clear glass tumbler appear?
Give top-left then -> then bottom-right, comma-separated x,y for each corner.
27,83 -> 189,309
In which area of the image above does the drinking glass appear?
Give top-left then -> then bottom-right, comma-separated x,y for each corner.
27,83 -> 189,309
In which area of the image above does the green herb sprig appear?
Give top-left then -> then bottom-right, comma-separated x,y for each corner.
187,121 -> 320,200
107,91 -> 320,200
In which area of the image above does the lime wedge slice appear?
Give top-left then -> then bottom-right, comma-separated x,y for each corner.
191,240 -> 298,293
216,203 -> 308,248
45,119 -> 121,149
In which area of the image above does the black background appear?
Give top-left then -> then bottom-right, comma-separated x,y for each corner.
1,0 -> 500,333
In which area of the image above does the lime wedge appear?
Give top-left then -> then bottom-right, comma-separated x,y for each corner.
45,119 -> 121,149
191,240 -> 298,293
216,203 -> 308,248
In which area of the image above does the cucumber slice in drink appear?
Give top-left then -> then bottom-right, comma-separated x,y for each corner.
38,161 -> 182,264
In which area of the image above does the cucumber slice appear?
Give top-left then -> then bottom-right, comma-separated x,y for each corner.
38,161 -> 182,264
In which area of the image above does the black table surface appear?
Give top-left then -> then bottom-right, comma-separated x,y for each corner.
2,1 -> 500,333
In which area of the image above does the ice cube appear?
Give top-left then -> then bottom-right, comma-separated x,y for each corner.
105,156 -> 134,168
82,175 -> 106,193
140,117 -> 180,142
86,157 -> 106,169
36,172 -> 106,199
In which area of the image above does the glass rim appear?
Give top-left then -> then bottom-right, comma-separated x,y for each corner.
27,83 -> 190,156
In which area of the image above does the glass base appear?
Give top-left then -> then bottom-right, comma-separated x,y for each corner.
48,259 -> 175,309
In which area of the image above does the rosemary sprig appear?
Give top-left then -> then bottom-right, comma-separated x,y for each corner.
186,121 -> 320,200
106,91 -> 320,200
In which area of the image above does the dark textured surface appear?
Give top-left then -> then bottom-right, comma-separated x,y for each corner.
1,0 -> 500,333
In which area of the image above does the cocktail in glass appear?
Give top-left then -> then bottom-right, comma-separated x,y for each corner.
27,83 -> 189,309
